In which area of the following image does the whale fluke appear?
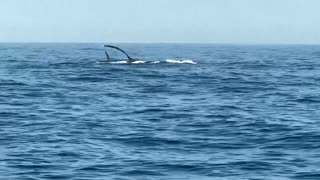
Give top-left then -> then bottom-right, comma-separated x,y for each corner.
103,45 -> 135,62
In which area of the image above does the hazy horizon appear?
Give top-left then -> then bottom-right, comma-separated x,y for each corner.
1,0 -> 320,44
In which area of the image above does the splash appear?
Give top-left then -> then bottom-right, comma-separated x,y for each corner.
165,59 -> 197,64
96,59 -> 197,64
109,61 -> 128,64
131,60 -> 146,64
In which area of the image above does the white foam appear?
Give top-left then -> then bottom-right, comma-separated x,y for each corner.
131,60 -> 146,64
165,59 -> 197,64
109,61 -> 128,64
97,59 -> 197,65
151,61 -> 160,64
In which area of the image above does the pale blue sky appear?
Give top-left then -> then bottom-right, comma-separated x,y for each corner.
0,0 -> 319,44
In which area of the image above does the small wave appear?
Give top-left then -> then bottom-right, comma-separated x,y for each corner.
165,59 -> 197,64
80,48 -> 100,51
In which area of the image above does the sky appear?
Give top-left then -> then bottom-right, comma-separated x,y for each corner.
0,0 -> 319,44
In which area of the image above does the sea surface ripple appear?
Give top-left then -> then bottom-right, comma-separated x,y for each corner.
1,43 -> 320,180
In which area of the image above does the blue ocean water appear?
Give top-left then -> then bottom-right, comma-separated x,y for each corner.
1,43 -> 320,180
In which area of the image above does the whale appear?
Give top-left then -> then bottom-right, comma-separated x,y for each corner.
103,45 -> 138,63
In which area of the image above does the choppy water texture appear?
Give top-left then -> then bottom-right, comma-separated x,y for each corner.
1,43 -> 320,180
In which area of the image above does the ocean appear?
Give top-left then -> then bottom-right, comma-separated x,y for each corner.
1,43 -> 320,180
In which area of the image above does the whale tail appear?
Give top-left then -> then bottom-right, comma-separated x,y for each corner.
103,45 -> 135,62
